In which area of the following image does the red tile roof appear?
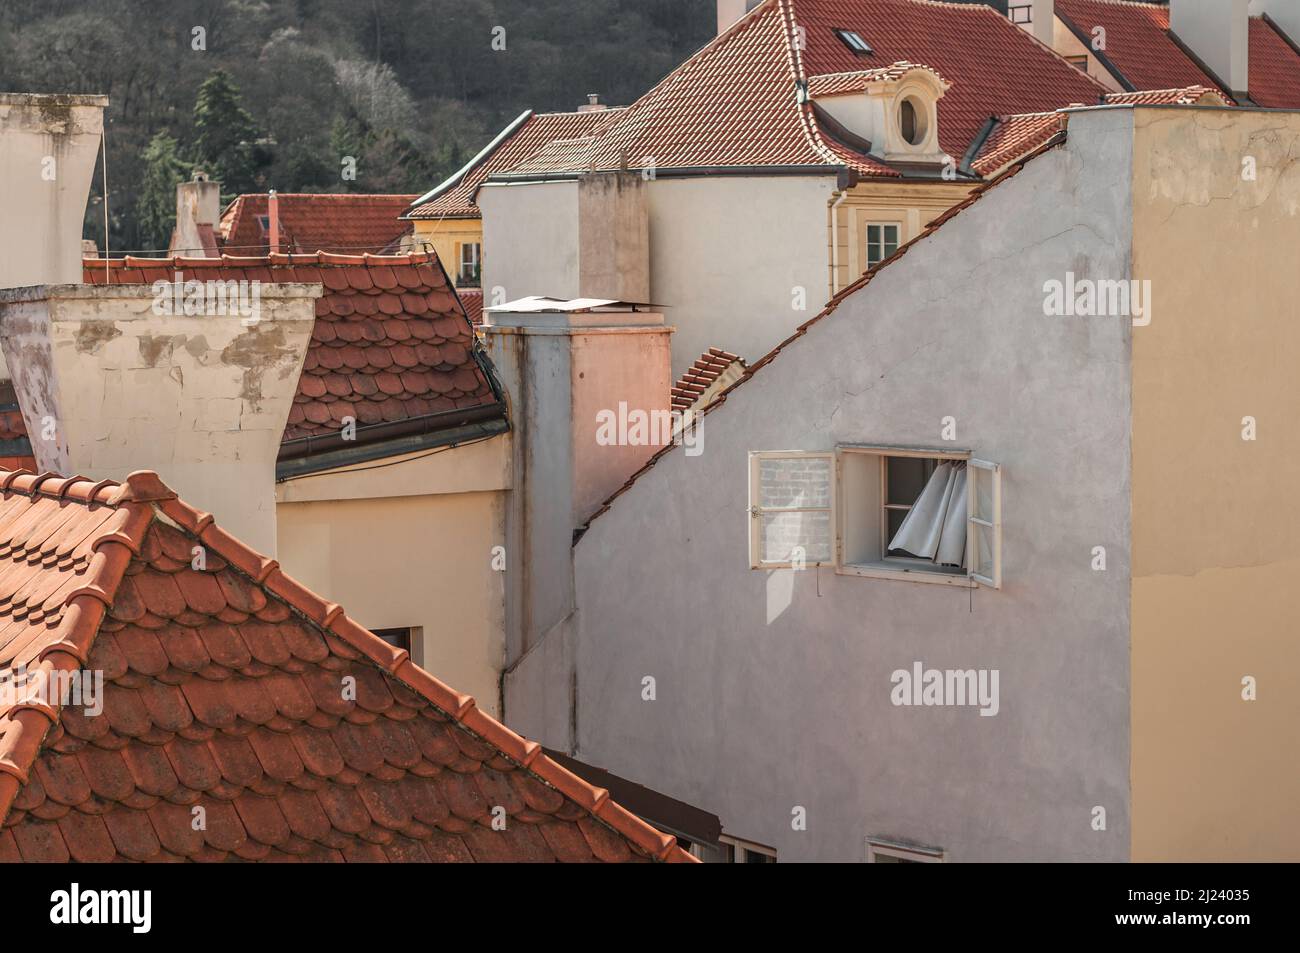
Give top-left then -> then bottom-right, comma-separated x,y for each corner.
220,194 -> 417,256
0,469 -> 695,862
1249,14 -> 1300,108
1103,85 -> 1228,106
1055,1 -> 1300,107
498,0 -> 1104,182
459,288 -> 485,327
403,110 -> 622,220
575,133 -> 1064,539
672,348 -> 746,414
80,253 -> 502,445
971,83 -> 1228,176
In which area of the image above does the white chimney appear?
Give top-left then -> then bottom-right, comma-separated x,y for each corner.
171,170 -> 222,257
0,94 -> 106,291
0,279 -> 320,555
1021,1 -> 1055,46
1251,0 -> 1300,48
1171,0 -> 1251,97
717,0 -> 764,35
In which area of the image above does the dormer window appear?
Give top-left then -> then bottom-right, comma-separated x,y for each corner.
900,99 -> 919,145
835,29 -> 873,55
807,63 -> 950,169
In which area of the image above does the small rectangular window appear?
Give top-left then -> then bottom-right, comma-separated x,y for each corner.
1065,54 -> 1089,72
748,451 -> 835,569
373,627 -> 413,652
458,242 -> 481,286
835,445 -> 1002,588
720,835 -> 778,863
865,223 -> 900,268
1009,4 -> 1032,25
834,29 -> 873,55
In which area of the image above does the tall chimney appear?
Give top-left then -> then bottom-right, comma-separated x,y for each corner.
267,189 -> 280,255
717,0 -> 764,35
1171,0 -> 1251,97
170,170 -> 222,257
482,299 -> 673,662
0,278 -> 320,555
0,94 -> 106,291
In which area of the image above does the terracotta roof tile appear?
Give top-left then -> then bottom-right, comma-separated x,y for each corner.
1057,1 -> 1300,107
0,469 -> 694,862
671,348 -> 747,414
219,194 -> 417,256
494,0 -> 1104,182
404,110 -> 621,220
78,252 -> 503,445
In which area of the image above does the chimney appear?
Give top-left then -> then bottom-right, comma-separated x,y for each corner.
0,94 -> 106,291
1251,0 -> 1300,49
1171,0 -> 1251,98
0,277 -> 320,555
482,298 -> 673,658
170,170 -> 222,257
578,93 -> 607,112
717,0 -> 764,35
477,170 -> 650,304
267,189 -> 280,255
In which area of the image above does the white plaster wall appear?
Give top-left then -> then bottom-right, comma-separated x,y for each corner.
479,180 -> 580,303
646,175 -> 836,377
512,109 -> 1138,861
480,173 -> 837,380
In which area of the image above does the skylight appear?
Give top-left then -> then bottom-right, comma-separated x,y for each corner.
835,29 -> 874,55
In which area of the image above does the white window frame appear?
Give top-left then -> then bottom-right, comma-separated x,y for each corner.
866,836 -> 946,863
967,458 -> 1002,589
458,242 -> 481,283
720,834 -> 778,863
834,444 -> 1002,590
748,451 -> 836,570
864,221 -> 901,269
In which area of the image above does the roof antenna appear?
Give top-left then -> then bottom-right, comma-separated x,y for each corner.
101,122 -> 110,281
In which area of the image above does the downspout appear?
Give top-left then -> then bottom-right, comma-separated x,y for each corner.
830,189 -> 849,295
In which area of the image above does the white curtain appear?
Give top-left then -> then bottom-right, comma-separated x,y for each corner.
888,462 -> 967,567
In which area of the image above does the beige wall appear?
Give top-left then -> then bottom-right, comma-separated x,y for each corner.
276,434 -> 511,715
829,179 -> 974,292
1130,106 -> 1300,860
408,217 -> 482,289
0,282 -> 317,555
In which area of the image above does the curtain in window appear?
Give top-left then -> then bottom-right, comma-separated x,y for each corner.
888,462 -> 968,566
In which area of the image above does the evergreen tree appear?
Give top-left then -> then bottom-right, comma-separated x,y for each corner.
136,132 -> 187,252
192,69 -> 269,196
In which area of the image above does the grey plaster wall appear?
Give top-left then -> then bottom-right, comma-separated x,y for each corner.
510,109 -> 1138,861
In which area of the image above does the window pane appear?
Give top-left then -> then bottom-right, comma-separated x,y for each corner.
758,457 -> 831,509
761,511 -> 832,564
971,464 -> 994,522
886,456 -> 930,505
970,524 -> 993,580
867,224 -> 881,244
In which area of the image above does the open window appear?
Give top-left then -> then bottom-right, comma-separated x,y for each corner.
866,836 -> 946,863
748,451 -> 835,569
834,445 -> 1001,588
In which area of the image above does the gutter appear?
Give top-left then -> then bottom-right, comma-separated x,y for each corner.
277,400 -> 508,465
276,413 -> 509,480
960,116 -> 999,177
830,190 -> 848,295
401,109 -> 534,218
480,163 -> 848,187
